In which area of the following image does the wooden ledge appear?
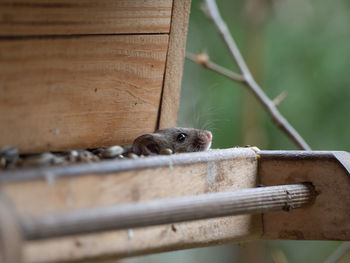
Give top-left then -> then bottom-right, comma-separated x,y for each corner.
1,149 -> 350,262
0,148 -> 256,182
0,148 -> 260,262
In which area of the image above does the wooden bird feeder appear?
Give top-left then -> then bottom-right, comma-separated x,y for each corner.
1,1 -> 350,263
0,0 -> 189,153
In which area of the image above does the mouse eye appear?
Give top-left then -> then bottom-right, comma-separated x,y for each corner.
176,133 -> 187,143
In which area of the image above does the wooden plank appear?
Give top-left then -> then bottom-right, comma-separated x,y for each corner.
158,0 -> 191,129
0,35 -> 168,153
259,151 -> 350,241
0,148 -> 261,262
0,0 -> 172,36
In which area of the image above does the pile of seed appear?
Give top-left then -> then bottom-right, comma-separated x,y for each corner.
0,145 -> 173,170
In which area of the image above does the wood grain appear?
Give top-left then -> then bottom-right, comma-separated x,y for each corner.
158,0 -> 192,129
0,0 -> 172,36
0,148 -> 261,262
22,184 -> 313,240
260,151 -> 350,241
0,35 -> 169,153
0,194 -> 23,263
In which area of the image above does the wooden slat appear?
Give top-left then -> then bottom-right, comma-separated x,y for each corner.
260,151 -> 350,241
158,0 -> 191,129
0,0 -> 172,36
0,148 -> 261,262
0,35 -> 169,153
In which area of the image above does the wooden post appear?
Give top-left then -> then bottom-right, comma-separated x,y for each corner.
158,0 -> 192,129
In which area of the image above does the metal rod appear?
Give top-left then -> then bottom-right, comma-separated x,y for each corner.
21,183 -> 316,240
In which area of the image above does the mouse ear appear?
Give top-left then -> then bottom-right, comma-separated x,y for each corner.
132,134 -> 161,155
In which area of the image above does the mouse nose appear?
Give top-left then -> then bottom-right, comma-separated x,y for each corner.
205,131 -> 212,141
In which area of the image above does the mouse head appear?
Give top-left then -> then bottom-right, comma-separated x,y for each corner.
132,127 -> 212,155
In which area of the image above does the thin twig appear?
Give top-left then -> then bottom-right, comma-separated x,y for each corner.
186,52 -> 244,82
201,0 -> 311,150
323,242 -> 350,263
186,53 -> 286,106
187,51 -> 309,150
273,91 -> 288,107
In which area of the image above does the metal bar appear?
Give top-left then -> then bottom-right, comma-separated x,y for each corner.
21,183 -> 316,240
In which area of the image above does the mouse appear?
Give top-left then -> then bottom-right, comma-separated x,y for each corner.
132,127 -> 213,156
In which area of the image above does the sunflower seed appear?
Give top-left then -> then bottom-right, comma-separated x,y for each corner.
101,145 -> 124,158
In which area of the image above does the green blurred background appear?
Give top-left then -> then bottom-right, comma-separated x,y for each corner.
179,0 -> 350,152
127,0 -> 350,262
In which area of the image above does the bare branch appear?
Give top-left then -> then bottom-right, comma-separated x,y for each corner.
202,0 -> 311,150
186,52 -> 244,83
273,91 -> 288,106
323,242 -> 350,263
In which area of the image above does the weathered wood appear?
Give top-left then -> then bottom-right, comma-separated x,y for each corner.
0,193 -> 23,263
0,0 -> 173,36
259,151 -> 350,240
22,184 -> 315,240
0,148 -> 261,262
0,35 -> 168,153
158,0 -> 192,129
1,149 -> 349,261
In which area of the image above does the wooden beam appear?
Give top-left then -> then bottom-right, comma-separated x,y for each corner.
0,148 -> 260,262
0,34 -> 168,153
259,151 -> 350,240
0,0 -> 173,36
158,0 -> 192,129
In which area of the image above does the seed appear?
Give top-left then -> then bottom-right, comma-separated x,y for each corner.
91,155 -> 100,162
22,152 -> 56,167
91,148 -> 105,155
0,146 -> 19,165
77,150 -> 95,162
66,150 -> 79,162
122,145 -> 133,153
101,145 -> 124,158
127,153 -> 138,159
52,155 -> 66,165
0,158 -> 6,168
69,150 -> 79,157
160,148 -> 173,155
